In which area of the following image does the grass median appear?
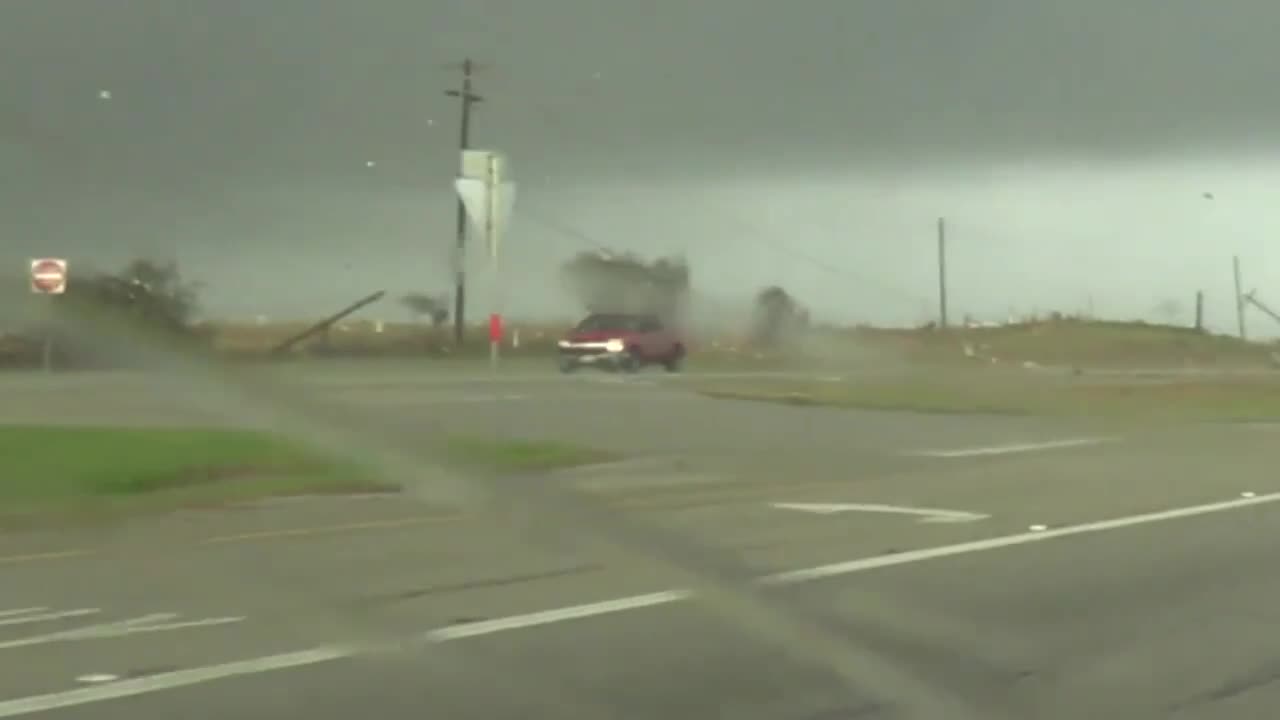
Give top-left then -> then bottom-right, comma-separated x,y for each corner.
693,371 -> 1280,423
0,424 -> 617,526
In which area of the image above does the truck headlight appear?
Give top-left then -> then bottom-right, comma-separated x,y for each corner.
604,339 -> 625,353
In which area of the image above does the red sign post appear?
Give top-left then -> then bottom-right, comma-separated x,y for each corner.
488,313 -> 503,344
29,258 -> 68,372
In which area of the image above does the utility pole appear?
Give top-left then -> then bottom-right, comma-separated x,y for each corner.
445,59 -> 483,345
1233,255 -> 1247,340
936,217 -> 949,328
1194,290 -> 1204,332
1242,291 -> 1280,328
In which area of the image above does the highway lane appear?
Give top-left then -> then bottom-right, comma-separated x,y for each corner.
4,365 -> 1279,716
7,489 -> 1280,719
0,364 -> 1107,474
3,423 -> 1278,715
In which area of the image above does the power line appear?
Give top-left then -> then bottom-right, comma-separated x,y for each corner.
518,203 -> 610,254
521,199 -> 927,317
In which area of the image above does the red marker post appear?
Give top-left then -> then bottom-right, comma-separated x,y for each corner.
488,313 -> 503,369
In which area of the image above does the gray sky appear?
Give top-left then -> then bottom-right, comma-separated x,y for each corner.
3,1 -> 1279,333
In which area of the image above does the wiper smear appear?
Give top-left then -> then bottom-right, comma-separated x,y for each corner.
50,307 -> 1005,720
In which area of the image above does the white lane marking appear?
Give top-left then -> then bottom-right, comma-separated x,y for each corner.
456,394 -> 527,403
764,491 -> 1280,585
0,648 -> 347,717
74,676 -> 117,685
770,502 -> 988,523
425,591 -> 690,642
910,437 -> 1112,458
3,491 -> 1280,716
357,394 -> 528,405
294,370 -> 816,388
0,609 -> 99,627
584,376 -> 630,384
0,614 -> 246,651
96,616 -> 245,638
581,377 -> 659,387
0,609 -> 45,619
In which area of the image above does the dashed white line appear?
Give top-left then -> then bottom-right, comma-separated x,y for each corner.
0,613 -> 246,651
349,393 -> 529,405
910,437 -> 1112,458
425,591 -> 690,642
2,490 -> 1279,717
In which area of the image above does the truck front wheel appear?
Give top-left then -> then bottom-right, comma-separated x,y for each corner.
663,345 -> 685,373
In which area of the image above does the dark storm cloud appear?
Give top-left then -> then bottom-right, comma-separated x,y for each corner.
4,0 -> 1280,185
3,1 -> 1279,330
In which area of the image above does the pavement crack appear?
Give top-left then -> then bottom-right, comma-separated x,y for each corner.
798,703 -> 885,719
1170,660 -> 1280,713
363,563 -> 604,605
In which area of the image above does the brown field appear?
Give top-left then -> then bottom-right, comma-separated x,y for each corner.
838,318 -> 1279,370
203,319 -> 761,360
3,315 -> 1277,370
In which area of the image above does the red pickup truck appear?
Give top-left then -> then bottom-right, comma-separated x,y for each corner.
557,313 -> 686,373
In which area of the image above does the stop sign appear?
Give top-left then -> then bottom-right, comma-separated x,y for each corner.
29,258 -> 68,295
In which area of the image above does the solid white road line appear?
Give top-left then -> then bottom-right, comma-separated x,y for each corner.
770,502 -> 988,523
0,609 -> 99,627
74,675 -> 118,685
763,491 -> 1280,585
0,609 -> 45,619
910,437 -> 1112,458
295,370 -> 817,388
2,490 -> 1279,717
0,648 -> 348,717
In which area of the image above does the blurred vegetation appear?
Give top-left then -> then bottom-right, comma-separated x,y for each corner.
2,258 -> 209,369
400,292 -> 450,327
749,285 -> 810,349
0,425 -> 619,527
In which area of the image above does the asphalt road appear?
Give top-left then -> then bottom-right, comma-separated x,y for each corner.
2,363 -> 1279,718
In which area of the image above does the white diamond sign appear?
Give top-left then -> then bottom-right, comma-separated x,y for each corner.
455,149 -> 516,259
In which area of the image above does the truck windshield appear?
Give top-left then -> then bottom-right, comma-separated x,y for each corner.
575,314 -> 643,332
